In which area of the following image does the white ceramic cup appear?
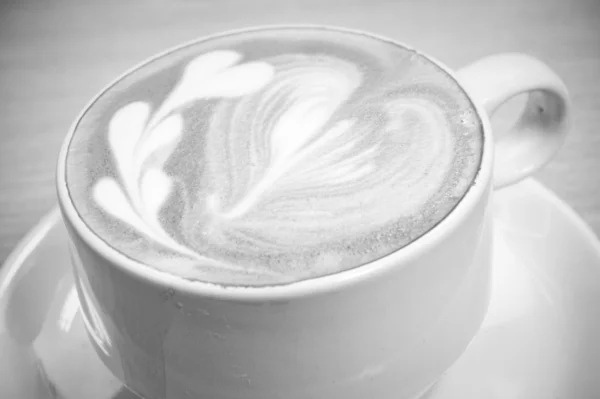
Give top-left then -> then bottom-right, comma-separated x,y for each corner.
56,26 -> 570,399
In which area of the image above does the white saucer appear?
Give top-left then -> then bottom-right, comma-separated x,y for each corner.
1,179 -> 600,399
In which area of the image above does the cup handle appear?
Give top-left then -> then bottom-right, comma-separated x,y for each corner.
456,53 -> 570,189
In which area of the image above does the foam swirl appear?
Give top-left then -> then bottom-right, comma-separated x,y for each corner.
186,55 -> 454,255
83,43 -> 479,285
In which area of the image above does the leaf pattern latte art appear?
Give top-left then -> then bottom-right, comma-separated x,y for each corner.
92,49 -> 465,283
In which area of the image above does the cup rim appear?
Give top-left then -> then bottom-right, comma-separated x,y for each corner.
56,24 -> 494,301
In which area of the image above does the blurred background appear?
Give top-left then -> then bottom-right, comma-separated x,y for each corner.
1,0 -> 599,263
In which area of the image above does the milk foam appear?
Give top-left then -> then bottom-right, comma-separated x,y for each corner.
66,28 -> 482,286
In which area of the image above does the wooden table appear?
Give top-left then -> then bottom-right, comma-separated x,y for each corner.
1,0 -> 599,265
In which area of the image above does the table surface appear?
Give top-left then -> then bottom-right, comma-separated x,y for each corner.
1,0 -> 599,266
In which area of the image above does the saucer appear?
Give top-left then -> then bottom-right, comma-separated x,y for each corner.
1,179 -> 600,399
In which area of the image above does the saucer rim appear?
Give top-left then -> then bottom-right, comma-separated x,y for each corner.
2,179 -> 600,294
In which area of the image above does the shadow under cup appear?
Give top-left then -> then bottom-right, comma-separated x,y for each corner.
56,26 -> 499,399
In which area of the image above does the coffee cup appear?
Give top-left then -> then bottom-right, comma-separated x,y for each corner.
56,25 -> 569,399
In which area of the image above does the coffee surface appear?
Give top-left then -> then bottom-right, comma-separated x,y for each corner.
65,27 -> 483,286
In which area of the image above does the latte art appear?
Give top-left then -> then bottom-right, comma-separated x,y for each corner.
92,50 -> 278,263
65,28 -> 482,285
